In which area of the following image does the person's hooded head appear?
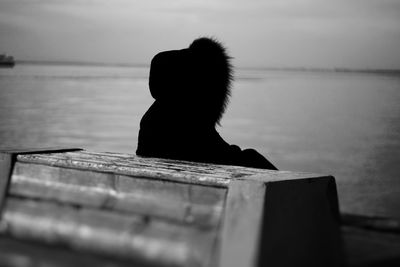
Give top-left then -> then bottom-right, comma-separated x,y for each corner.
148,37 -> 233,126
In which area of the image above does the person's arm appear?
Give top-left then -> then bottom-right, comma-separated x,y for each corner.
240,148 -> 278,170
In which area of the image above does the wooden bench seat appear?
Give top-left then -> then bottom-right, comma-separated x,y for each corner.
0,148 -> 344,267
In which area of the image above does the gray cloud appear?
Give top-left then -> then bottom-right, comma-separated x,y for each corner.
1,0 -> 399,68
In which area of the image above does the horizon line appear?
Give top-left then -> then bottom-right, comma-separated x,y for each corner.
15,59 -> 400,74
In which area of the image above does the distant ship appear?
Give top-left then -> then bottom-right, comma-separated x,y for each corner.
0,54 -> 15,67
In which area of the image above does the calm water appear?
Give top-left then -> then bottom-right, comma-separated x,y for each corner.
1,63 -> 399,219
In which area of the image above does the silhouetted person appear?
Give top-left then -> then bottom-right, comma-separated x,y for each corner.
137,37 -> 277,170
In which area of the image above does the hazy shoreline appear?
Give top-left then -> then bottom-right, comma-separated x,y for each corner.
14,60 -> 400,76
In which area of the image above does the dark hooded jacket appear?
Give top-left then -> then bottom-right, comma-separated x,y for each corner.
136,37 -> 277,170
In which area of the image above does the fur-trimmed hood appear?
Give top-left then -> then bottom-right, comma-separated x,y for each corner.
148,37 -> 233,126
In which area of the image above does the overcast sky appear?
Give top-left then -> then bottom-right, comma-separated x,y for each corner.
1,0 -> 399,68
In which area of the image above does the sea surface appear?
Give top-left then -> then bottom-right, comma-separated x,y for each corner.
1,63 -> 399,219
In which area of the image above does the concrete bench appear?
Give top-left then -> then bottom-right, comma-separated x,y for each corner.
0,148 -> 343,267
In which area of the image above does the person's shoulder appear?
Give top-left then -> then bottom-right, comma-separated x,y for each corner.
140,101 -> 169,126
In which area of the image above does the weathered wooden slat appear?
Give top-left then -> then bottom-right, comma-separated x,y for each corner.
1,148 -> 82,218
343,226 -> 400,266
16,151 -> 327,187
17,153 -> 231,187
0,147 -> 82,155
9,162 -> 226,228
0,236 -> 138,267
1,197 -> 218,267
342,213 -> 400,234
